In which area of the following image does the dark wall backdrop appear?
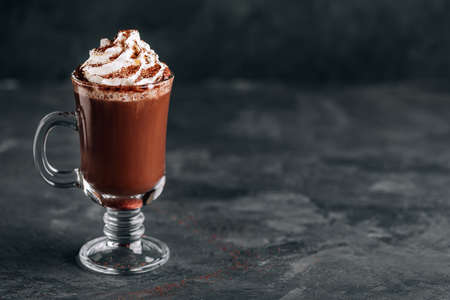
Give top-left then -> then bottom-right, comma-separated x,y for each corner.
2,0 -> 450,83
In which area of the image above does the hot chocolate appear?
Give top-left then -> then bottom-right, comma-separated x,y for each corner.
72,29 -> 173,209
33,29 -> 174,275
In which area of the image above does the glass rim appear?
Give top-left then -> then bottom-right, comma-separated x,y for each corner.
71,69 -> 174,90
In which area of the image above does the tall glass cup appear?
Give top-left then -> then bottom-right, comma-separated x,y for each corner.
33,70 -> 174,275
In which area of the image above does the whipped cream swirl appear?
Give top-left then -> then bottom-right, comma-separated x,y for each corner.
80,30 -> 170,86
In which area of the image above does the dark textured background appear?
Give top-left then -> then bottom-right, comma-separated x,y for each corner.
2,0 -> 450,83
4,1 -> 450,299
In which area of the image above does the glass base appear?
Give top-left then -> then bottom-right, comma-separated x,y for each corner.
81,175 -> 166,210
77,236 -> 170,275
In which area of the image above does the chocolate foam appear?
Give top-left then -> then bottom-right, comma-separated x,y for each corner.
79,29 -> 171,86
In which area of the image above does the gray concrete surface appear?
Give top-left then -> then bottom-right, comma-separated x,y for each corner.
1,80 -> 450,299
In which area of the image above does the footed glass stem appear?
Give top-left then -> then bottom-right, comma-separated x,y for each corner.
77,208 -> 169,275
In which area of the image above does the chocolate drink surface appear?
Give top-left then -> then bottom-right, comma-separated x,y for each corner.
74,84 -> 172,198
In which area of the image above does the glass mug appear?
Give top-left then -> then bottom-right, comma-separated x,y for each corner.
33,70 -> 174,275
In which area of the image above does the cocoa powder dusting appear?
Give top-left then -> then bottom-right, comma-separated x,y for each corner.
94,42 -> 115,54
135,65 -> 161,82
101,65 -> 141,79
121,29 -> 132,38
162,67 -> 171,80
130,42 -> 141,59
141,65 -> 162,78
88,63 -> 106,68
74,66 -> 88,82
109,49 -> 125,61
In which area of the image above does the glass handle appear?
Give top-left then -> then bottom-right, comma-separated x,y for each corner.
33,111 -> 80,188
